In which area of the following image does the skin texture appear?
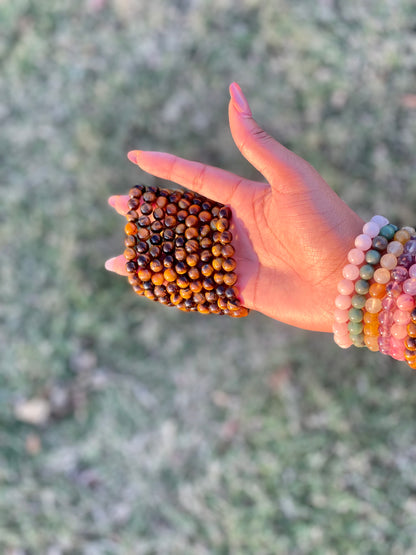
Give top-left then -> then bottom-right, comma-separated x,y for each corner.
105,83 -> 364,332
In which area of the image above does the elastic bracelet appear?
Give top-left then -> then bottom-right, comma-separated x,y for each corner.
333,216 -> 391,349
123,184 -> 249,318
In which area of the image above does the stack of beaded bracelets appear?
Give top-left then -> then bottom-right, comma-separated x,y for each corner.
334,215 -> 416,369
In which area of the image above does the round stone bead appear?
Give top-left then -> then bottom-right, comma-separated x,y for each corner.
409,264 -> 416,278
351,333 -> 365,347
333,322 -> 349,335
334,308 -> 350,323
379,324 -> 391,338
373,268 -> 390,284
378,336 -> 391,355
391,323 -> 408,340
364,336 -> 379,351
391,338 -> 405,351
342,264 -> 360,280
335,295 -> 352,310
394,310 -> 411,325
396,294 -> 415,311
363,320 -> 379,334
348,321 -> 363,335
390,347 -> 405,362
386,280 -> 402,299
404,240 -> 416,255
405,336 -> 416,351
334,334 -> 353,348
364,311 -> 379,324
369,283 -> 386,298
355,279 -> 370,295
337,279 -> 355,295
378,310 -> 394,327
405,350 -> 416,364
387,241 -> 404,256
348,308 -> 363,322
363,221 -> 380,238
372,235 -> 388,251
371,215 -> 389,227
365,249 -> 381,265
391,266 -> 408,282
381,296 -> 396,311
379,224 -> 397,240
408,322 -> 416,337
348,248 -> 365,265
355,234 -> 372,251
380,253 -> 397,270
124,222 -> 138,235
403,278 -> 416,295
365,297 -> 382,314
359,264 -> 374,280
397,254 -> 414,269
351,294 -> 367,309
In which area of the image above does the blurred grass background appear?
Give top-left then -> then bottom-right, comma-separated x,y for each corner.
1,0 -> 416,553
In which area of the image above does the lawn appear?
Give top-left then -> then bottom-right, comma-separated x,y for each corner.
1,0 -> 416,553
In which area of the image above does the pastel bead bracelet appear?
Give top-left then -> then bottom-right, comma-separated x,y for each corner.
334,216 -> 416,370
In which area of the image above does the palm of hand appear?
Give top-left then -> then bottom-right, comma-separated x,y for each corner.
217,162 -> 362,331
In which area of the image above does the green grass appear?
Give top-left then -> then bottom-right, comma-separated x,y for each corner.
1,0 -> 416,552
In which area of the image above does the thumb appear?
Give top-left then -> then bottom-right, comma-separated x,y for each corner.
228,82 -> 307,192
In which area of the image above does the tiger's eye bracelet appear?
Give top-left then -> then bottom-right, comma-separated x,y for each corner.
123,184 -> 249,318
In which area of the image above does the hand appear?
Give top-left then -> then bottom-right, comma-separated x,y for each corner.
105,82 -> 364,332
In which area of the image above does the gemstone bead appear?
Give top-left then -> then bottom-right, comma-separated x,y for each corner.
365,297 -> 382,314
396,294 -> 415,311
373,268 -> 390,284
379,224 -> 396,240
387,241 -> 404,256
359,264 -> 374,280
348,308 -> 363,322
372,236 -> 388,251
355,280 -> 370,295
351,294 -> 367,309
380,253 -> 397,270
355,234 -> 372,250
363,221 -> 380,237
365,250 -> 381,265
348,248 -> 365,265
371,215 -> 389,227
403,278 -> 416,296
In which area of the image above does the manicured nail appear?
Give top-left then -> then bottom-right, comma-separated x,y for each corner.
127,150 -> 140,164
229,82 -> 252,116
104,257 -> 117,271
108,196 -> 116,207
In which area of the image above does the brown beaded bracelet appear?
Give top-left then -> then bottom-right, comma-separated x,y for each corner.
123,184 -> 249,318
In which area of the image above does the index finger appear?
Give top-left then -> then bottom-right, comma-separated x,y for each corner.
128,150 -> 257,205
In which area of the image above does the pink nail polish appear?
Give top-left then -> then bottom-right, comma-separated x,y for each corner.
108,196 -> 116,207
229,82 -> 252,116
127,150 -> 138,164
104,258 -> 115,271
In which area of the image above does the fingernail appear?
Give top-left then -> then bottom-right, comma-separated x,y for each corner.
108,196 -> 116,207
127,150 -> 140,164
229,82 -> 252,116
104,257 -> 117,271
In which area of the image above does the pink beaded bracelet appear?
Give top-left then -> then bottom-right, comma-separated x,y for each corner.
333,215 -> 389,349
